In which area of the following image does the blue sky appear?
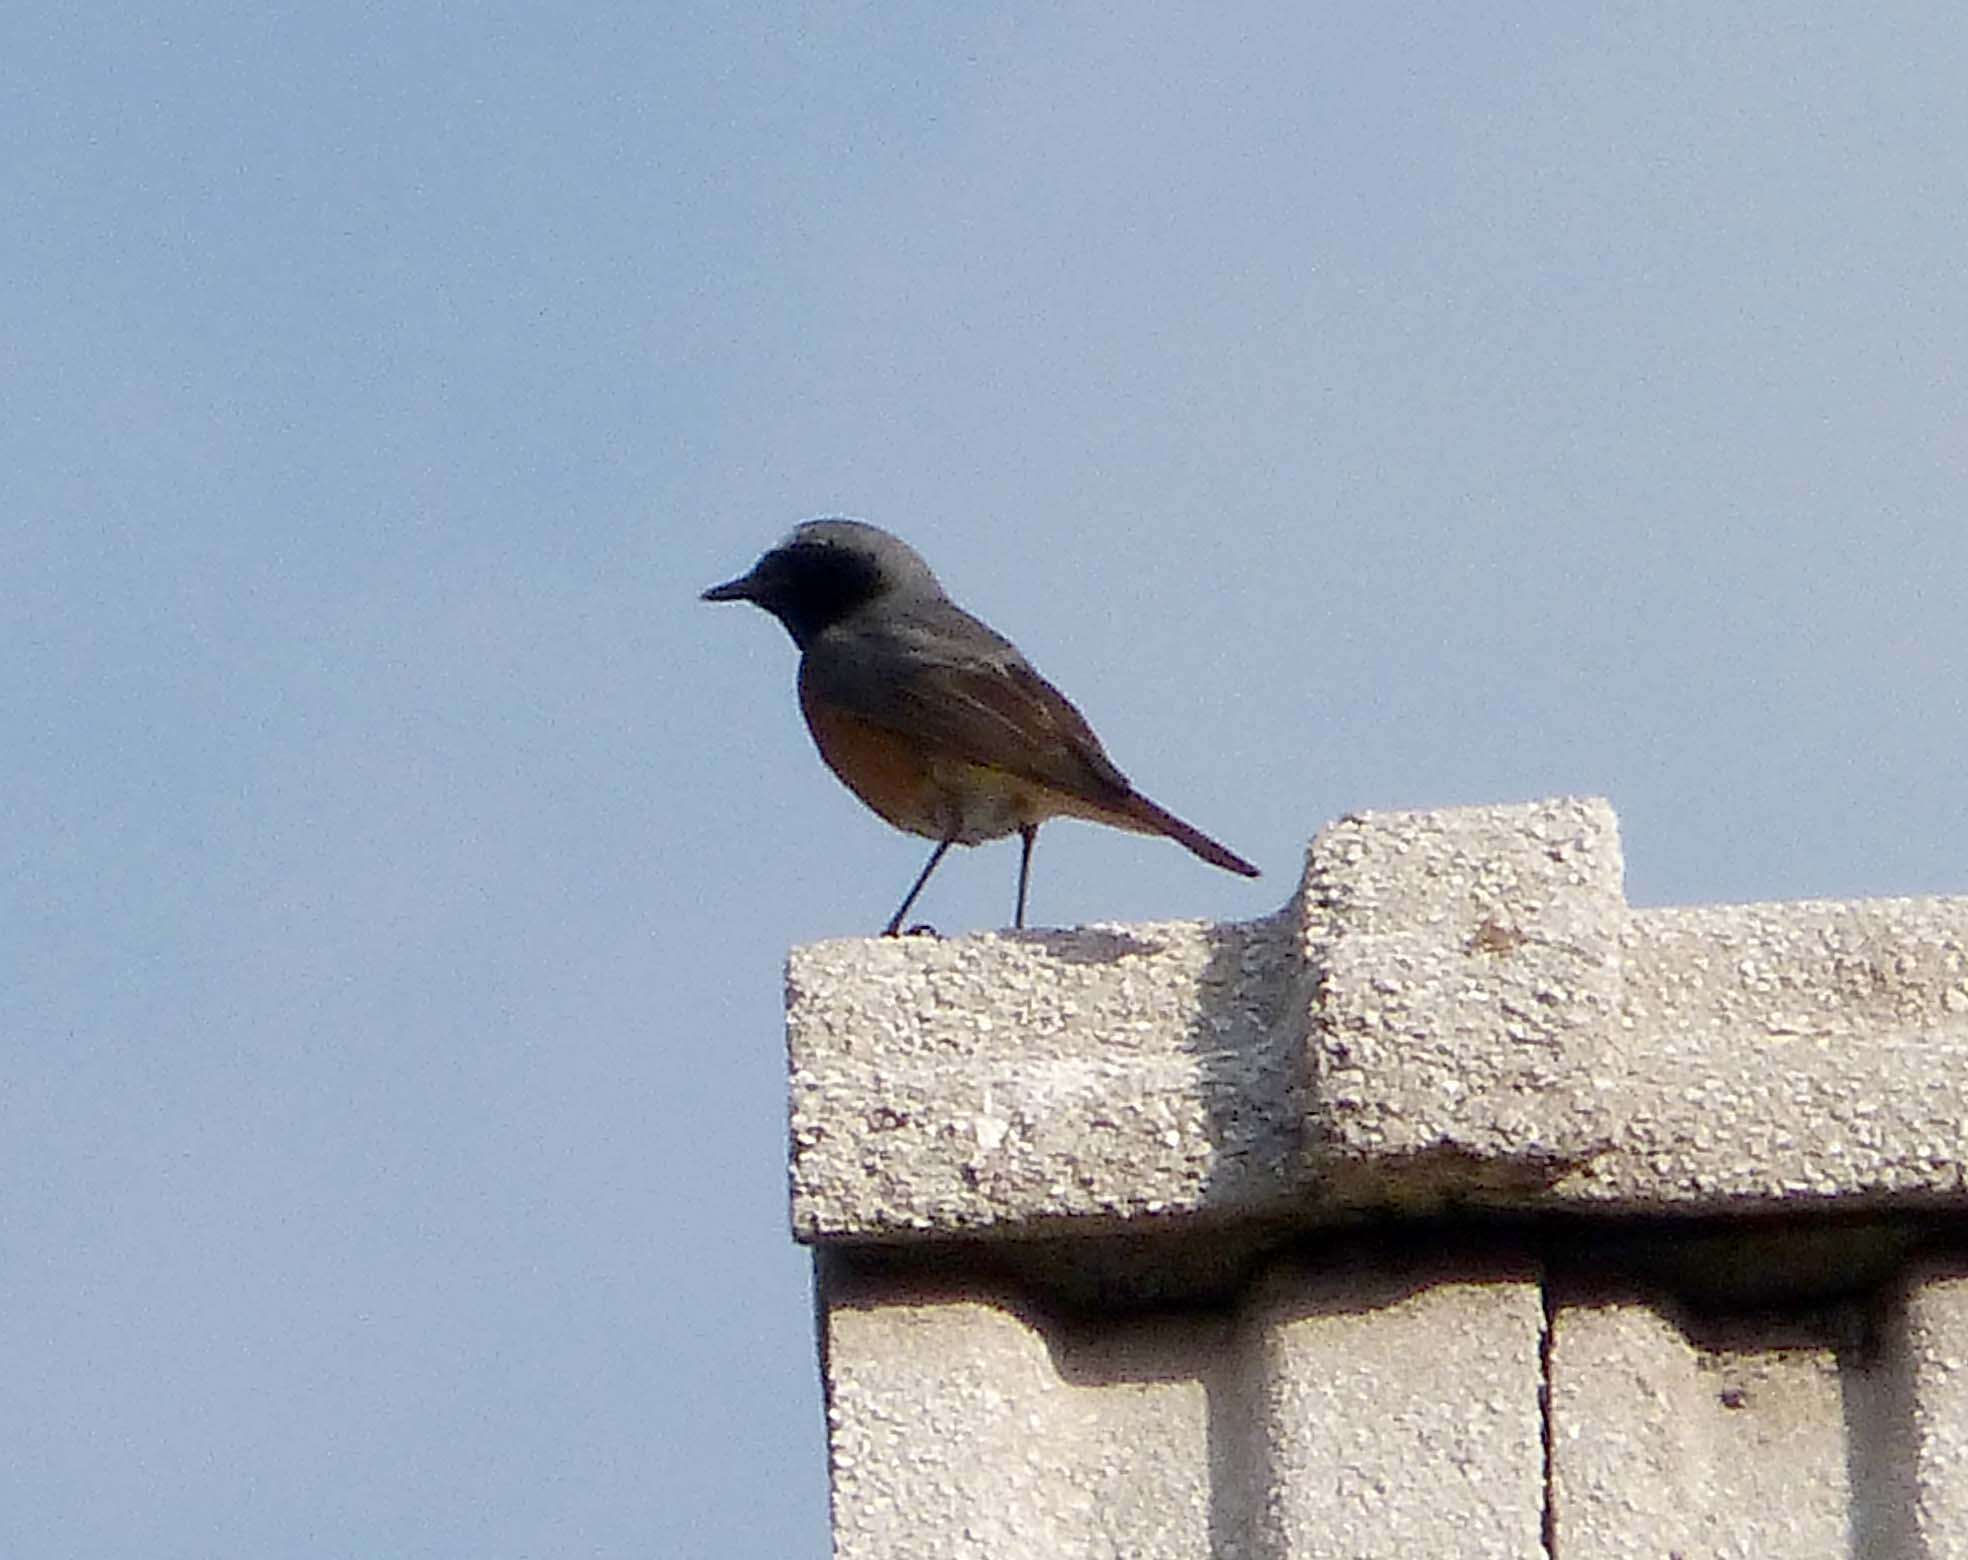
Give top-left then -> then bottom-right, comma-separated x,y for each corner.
6,6 -> 1966,1555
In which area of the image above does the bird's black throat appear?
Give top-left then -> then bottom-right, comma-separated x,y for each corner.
746,539 -> 891,650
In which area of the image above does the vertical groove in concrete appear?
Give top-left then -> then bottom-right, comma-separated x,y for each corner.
1841,1283 -> 1922,1560
1539,1280 -> 1557,1560
1901,1257 -> 1968,1558
1204,1287 -> 1282,1560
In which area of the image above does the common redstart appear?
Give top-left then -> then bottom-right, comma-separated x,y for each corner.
702,519 -> 1259,935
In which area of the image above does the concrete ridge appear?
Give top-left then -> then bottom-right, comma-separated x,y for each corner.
789,797 -> 1968,1244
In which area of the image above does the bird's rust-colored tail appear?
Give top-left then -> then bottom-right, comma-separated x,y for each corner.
1117,791 -> 1260,877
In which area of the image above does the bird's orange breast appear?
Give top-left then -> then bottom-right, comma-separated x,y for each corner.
798,678 -> 946,837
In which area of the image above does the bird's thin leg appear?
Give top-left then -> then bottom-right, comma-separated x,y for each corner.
884,837 -> 955,936
1014,824 -> 1038,930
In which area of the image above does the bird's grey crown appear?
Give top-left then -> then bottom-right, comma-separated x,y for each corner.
784,518 -> 944,597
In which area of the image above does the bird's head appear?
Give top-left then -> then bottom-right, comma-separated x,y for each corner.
701,519 -> 942,648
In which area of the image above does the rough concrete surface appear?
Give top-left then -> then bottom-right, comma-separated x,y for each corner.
788,912 -> 1306,1240
787,797 -> 1968,1240
1225,1258 -> 1545,1559
789,798 -> 1968,1557
1547,1293 -> 1855,1557
1303,795 -> 1629,1197
823,1268 -> 1215,1560
1896,1257 -> 1968,1556
822,1254 -> 1542,1560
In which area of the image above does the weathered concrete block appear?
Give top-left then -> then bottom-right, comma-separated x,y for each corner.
788,913 -> 1304,1241
1571,898 -> 1968,1208
786,797 -> 1968,1243
821,1254 -> 1544,1560
1894,1257 -> 1968,1555
1223,1258 -> 1546,1559
823,1271 -> 1214,1560
1303,795 -> 1627,1203
793,796 -> 1968,1558
1547,1294 -> 1856,1557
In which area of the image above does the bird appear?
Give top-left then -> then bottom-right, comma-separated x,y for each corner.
701,519 -> 1259,935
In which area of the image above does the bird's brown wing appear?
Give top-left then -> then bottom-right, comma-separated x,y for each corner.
804,601 -> 1262,878
804,605 -> 1133,805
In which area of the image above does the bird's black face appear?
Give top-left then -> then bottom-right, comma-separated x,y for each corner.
701,535 -> 890,650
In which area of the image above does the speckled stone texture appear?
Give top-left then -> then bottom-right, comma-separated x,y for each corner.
1898,1257 -> 1968,1556
788,912 -> 1305,1240
790,797 -> 1968,1558
788,796 -> 1968,1238
822,1253 -> 1545,1560
1547,1293 -> 1857,1556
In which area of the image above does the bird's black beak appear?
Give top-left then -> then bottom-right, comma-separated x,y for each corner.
700,570 -> 757,603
